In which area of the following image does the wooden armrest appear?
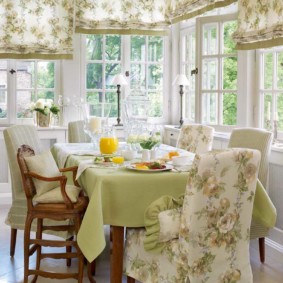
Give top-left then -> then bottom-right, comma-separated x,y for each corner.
26,171 -> 66,182
59,166 -> 80,187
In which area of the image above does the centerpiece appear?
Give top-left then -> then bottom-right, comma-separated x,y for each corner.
127,131 -> 162,150
30,99 -> 60,127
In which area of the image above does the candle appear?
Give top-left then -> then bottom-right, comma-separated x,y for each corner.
89,117 -> 101,132
267,102 -> 271,121
274,112 -> 278,121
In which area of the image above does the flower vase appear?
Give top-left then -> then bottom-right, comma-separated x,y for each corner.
36,112 -> 50,127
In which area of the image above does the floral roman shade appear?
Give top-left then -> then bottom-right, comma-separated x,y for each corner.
0,0 -> 75,59
168,0 -> 237,23
75,0 -> 171,36
233,0 -> 283,50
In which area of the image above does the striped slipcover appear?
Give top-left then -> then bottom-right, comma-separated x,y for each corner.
228,128 -> 273,239
4,125 -> 71,239
68,120 -> 91,143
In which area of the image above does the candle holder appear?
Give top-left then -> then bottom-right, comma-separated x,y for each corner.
273,119 -> 278,143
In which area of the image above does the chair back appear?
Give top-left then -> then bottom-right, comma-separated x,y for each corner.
17,145 -> 37,208
68,120 -> 91,143
228,128 -> 272,188
177,124 -> 214,154
4,125 -> 42,199
179,148 -> 261,283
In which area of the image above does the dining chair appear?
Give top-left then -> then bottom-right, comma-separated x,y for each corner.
68,120 -> 91,143
124,148 -> 260,283
176,124 -> 214,153
4,125 -> 42,256
228,127 -> 273,263
17,144 -> 89,282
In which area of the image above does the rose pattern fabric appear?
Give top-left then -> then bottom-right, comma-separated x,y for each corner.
124,148 -> 260,283
177,125 -> 214,154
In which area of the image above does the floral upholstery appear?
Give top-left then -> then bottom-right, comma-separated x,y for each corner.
177,124 -> 214,154
124,148 -> 261,283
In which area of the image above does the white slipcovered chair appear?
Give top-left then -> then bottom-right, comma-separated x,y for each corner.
68,120 -> 91,143
124,148 -> 261,283
177,124 -> 214,153
228,128 -> 273,263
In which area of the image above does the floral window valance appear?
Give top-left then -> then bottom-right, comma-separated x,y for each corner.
75,0 -> 171,36
0,0 -> 75,60
168,0 -> 237,23
233,0 -> 283,50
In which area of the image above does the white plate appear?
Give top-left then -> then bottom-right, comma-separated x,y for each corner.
126,164 -> 173,172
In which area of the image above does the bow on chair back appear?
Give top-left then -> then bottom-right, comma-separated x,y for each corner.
177,124 -> 214,154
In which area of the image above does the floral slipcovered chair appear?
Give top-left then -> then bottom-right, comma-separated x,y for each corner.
177,124 -> 214,154
124,148 -> 261,283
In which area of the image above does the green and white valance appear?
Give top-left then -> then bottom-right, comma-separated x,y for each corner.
75,0 -> 171,36
0,0 -> 75,60
168,0 -> 237,23
233,0 -> 283,50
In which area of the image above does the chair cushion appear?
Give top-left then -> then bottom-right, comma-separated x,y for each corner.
33,185 -> 81,203
24,150 -> 62,196
143,194 -> 184,253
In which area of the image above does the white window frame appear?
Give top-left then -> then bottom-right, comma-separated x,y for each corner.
256,46 -> 283,141
196,13 -> 238,131
0,59 -> 60,125
81,34 -> 169,124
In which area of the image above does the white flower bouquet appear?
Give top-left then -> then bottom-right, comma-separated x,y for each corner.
127,132 -> 162,150
30,99 -> 60,116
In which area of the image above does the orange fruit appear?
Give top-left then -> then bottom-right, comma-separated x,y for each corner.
168,151 -> 179,159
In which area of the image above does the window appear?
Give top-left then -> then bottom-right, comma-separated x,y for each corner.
82,34 -> 167,122
258,47 -> 283,138
180,13 -> 237,128
0,59 -> 59,124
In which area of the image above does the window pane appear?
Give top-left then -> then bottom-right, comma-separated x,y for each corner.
17,61 -> 34,89
0,90 -> 7,118
202,93 -> 217,124
131,36 -> 146,61
105,63 -> 121,89
202,59 -> 217,90
148,91 -> 162,117
37,62 -> 55,88
184,90 -> 195,121
105,35 -> 121,61
87,63 -> 103,89
223,57 -> 237,89
87,92 -> 101,103
223,92 -> 237,125
17,90 -> 34,118
264,53 -> 273,89
148,64 -> 163,89
277,52 -> 283,89
37,90 -> 54,101
276,93 -> 283,131
148,36 -> 163,62
223,21 -> 237,54
86,35 -> 103,60
202,23 -> 218,55
131,64 -> 146,89
264,93 -> 272,129
186,32 -> 195,62
105,91 -> 117,118
0,61 -> 7,119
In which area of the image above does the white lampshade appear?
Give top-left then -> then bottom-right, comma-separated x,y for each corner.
172,74 -> 190,86
111,74 -> 128,86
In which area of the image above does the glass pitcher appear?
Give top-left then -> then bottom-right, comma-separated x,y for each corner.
99,126 -> 118,155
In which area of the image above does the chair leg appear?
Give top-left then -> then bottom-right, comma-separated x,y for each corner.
24,214 -> 33,283
259,237 -> 265,263
75,216 -> 84,283
10,228 -> 17,257
127,276 -> 136,283
66,236 -> 74,267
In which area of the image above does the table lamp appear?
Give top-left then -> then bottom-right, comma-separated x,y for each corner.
172,74 -> 190,127
111,74 -> 128,126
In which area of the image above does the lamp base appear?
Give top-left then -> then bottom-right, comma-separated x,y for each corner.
174,125 -> 182,129
114,123 -> 123,127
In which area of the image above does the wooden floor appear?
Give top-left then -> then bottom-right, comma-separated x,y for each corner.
0,204 -> 282,283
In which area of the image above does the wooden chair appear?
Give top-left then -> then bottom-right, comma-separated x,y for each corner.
17,144 -> 89,282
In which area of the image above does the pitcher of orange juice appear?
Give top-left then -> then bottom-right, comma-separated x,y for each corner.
99,126 -> 118,155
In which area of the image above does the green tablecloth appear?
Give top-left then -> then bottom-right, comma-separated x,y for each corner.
54,146 -> 277,263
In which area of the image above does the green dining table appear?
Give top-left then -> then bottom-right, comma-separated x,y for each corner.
52,143 -> 276,283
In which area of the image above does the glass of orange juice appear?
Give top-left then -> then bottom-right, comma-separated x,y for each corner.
112,155 -> 125,167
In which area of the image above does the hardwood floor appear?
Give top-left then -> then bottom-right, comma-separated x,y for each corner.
0,203 -> 282,283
